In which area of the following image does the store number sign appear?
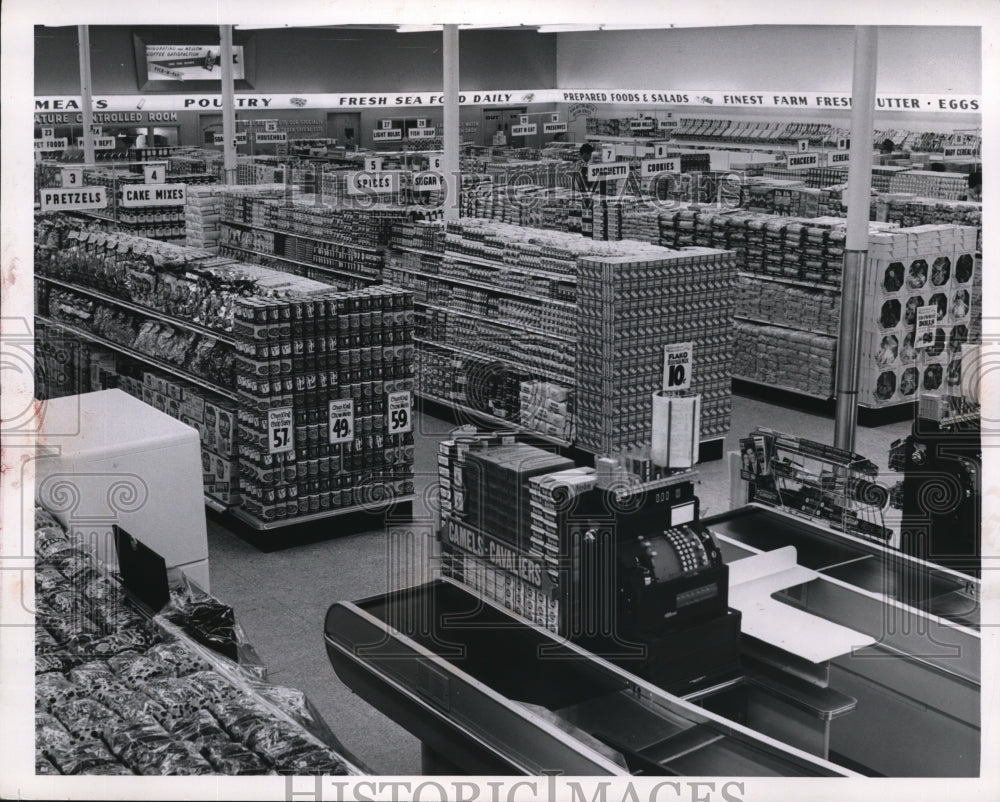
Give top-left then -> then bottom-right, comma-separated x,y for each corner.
386,391 -> 413,434
328,398 -> 355,444
267,407 -> 294,454
663,342 -> 693,391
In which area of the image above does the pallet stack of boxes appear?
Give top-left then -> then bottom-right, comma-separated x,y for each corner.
575,246 -> 737,454
860,224 -> 979,408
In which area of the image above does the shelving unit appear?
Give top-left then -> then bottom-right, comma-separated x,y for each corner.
37,275 -> 238,345
219,243 -> 363,287
36,315 -> 238,402
35,213 -> 417,533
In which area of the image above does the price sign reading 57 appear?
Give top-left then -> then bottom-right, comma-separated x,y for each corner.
267,406 -> 295,454
386,390 -> 413,434
328,398 -> 355,444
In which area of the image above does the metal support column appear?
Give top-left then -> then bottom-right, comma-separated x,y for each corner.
442,24 -> 460,221
220,25 -> 238,185
834,26 -> 878,451
77,26 -> 96,164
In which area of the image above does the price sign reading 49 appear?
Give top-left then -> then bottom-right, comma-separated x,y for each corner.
328,398 -> 355,444
267,406 -> 294,454
387,390 -> 413,434
663,342 -> 693,391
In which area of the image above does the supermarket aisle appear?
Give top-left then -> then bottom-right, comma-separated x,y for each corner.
205,396 -> 911,775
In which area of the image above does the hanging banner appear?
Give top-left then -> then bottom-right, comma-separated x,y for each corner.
35,89 -> 983,114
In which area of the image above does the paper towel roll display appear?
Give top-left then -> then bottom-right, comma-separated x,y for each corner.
651,392 -> 701,469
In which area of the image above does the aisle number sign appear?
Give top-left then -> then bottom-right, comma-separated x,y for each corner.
411,172 -> 442,192
34,138 -> 69,151
408,127 -> 437,139
328,398 -> 355,444
797,139 -> 810,153
373,128 -> 402,141
364,156 -> 383,172
120,184 -> 187,207
837,136 -> 850,150
267,407 -> 294,454
916,307 -> 938,348
61,167 -> 83,188
786,152 -> 819,171
214,132 -> 248,145
346,171 -> 401,195
640,158 -> 680,177
663,342 -> 693,391
601,145 -> 615,162
653,143 -> 669,158
543,122 -> 567,134
76,137 -> 117,150
511,124 -> 537,136
429,155 -> 444,170
387,391 -> 413,434
143,164 -> 165,184
586,162 -> 629,181
39,185 -> 108,212
41,127 -> 55,138
255,132 -> 287,144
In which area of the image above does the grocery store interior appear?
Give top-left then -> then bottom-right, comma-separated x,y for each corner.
12,12 -> 989,786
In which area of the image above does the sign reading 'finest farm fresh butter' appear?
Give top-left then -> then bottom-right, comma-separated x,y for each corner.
119,184 -> 187,207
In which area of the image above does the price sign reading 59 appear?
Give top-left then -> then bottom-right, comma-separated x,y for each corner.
267,406 -> 295,454
387,390 -> 413,434
328,398 -> 355,444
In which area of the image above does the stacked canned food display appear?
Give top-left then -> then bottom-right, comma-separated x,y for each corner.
233,287 -> 416,526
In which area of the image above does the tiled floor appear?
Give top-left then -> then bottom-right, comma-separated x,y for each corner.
205,394 -> 912,775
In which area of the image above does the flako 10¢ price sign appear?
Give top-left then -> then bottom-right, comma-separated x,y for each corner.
663,343 -> 693,391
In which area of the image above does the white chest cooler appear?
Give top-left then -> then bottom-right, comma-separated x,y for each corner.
35,389 -> 210,591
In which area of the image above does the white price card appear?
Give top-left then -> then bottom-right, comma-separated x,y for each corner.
267,406 -> 294,454
386,391 -> 413,434
328,398 -> 355,444
61,168 -> 83,188
143,164 -> 165,184
915,306 -> 938,349
663,342 -> 693,391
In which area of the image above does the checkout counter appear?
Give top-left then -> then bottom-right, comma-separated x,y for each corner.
324,427 -> 979,778
325,501 -> 980,777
